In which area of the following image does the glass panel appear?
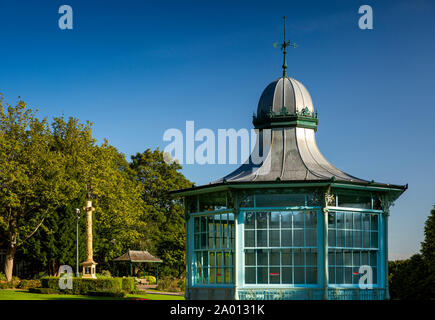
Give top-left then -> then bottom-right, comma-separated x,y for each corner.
294,267 -> 305,284
363,231 -> 370,248
257,249 -> 268,266
371,232 -> 378,248
294,251 -> 304,266
281,230 -> 292,247
370,251 -> 377,267
293,211 -> 304,228
270,212 -> 280,228
281,212 -> 292,228
199,192 -> 227,211
361,251 -> 369,265
336,212 -> 345,229
344,250 -> 352,266
336,250 -> 343,265
269,230 -> 280,247
270,267 -> 280,284
257,267 -> 268,284
336,267 -> 344,284
240,195 -> 254,208
245,230 -> 255,247
354,213 -> 362,230
245,267 -> 256,284
306,267 -> 317,284
353,251 -> 361,266
354,231 -> 362,248
282,249 -> 292,265
294,230 -> 304,247
306,229 -> 317,247
255,193 -> 305,207
345,212 -> 353,230
256,212 -> 268,229
371,215 -> 378,231
363,214 -> 370,230
306,251 -> 317,266
270,249 -> 280,265
328,251 -> 335,265
305,211 -> 317,228
201,233 -> 207,249
188,197 -> 198,213
329,267 -> 335,284
194,217 -> 200,232
338,194 -> 371,209
245,212 -> 255,229
257,230 -> 267,247
328,230 -> 336,247
245,250 -> 255,266
328,212 -> 336,227
282,267 -> 293,284
344,267 -> 353,284
337,230 -> 345,247
345,230 -> 353,247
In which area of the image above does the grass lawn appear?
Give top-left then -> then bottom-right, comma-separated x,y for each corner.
0,289 -> 184,300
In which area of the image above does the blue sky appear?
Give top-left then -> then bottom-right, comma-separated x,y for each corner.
1,0 -> 434,259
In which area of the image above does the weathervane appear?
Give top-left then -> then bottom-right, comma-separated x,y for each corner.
274,16 -> 297,77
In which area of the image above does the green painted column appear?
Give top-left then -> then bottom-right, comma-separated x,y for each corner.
322,207 -> 329,300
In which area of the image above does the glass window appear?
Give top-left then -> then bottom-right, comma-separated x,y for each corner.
243,210 -> 318,285
328,211 -> 380,285
338,194 -> 371,209
255,193 -> 305,207
193,212 -> 235,285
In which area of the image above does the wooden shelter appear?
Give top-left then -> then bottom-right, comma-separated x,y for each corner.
113,250 -> 162,283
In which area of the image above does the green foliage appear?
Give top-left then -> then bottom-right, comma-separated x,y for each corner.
39,276 -> 136,295
121,277 -> 137,293
87,290 -> 126,298
130,150 -> 192,277
389,204 -> 435,300
144,275 -> 156,284
0,94 -> 192,280
40,276 -> 124,295
156,276 -> 184,292
29,287 -> 60,294
0,273 -> 6,281
100,270 -> 112,277
17,279 -> 41,289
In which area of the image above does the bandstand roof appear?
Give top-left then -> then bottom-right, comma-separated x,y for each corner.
171,75 -> 407,197
113,250 -> 162,263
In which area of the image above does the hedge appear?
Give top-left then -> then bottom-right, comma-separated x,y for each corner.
29,288 -> 60,294
40,277 -> 136,295
87,290 -> 126,298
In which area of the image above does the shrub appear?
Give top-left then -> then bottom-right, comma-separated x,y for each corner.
144,275 -> 156,284
0,273 -> 6,281
17,279 -> 41,289
101,270 -> 112,278
121,277 -> 137,293
29,288 -> 60,294
87,290 -> 126,298
156,277 -> 183,292
39,277 -> 135,295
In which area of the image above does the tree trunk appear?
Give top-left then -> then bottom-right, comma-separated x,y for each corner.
4,244 -> 16,282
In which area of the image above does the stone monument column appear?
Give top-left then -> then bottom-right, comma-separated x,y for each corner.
80,199 -> 97,278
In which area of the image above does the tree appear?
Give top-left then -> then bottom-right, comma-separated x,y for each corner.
18,116 -> 147,275
389,204 -> 435,299
0,95 -> 66,281
130,149 -> 192,277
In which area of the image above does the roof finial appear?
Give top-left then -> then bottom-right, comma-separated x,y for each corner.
280,16 -> 297,77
